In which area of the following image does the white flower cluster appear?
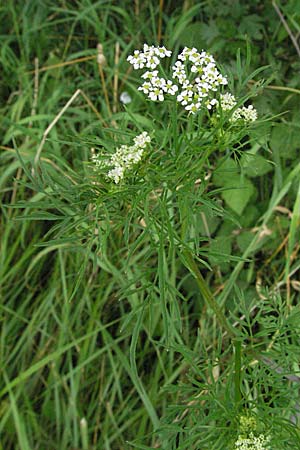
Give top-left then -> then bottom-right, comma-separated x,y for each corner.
128,44 -> 227,114
127,43 -> 171,70
219,92 -> 237,111
233,415 -> 271,450
138,70 -> 178,102
219,93 -> 257,123
127,44 -> 258,121
234,432 -> 271,450
92,132 -> 151,184
173,47 -> 227,114
91,153 -> 107,169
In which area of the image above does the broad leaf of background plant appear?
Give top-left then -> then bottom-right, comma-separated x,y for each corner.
213,158 -> 255,215
238,14 -> 264,40
270,123 -> 299,160
222,177 -> 255,215
177,21 -> 219,49
240,153 -> 273,177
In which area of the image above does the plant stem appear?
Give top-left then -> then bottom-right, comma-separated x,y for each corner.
234,339 -> 242,405
182,249 -> 237,338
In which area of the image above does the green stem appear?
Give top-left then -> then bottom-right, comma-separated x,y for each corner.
182,249 -> 237,338
80,418 -> 89,450
234,339 -> 242,405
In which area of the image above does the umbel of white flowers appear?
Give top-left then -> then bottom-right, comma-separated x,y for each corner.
92,132 -> 151,184
220,92 -> 258,122
234,432 -> 271,450
233,415 -> 271,450
127,44 -> 257,121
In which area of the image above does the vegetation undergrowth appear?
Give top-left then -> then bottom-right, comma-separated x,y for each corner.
1,1 -> 300,449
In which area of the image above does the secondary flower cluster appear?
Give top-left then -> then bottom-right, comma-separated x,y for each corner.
92,132 -> 151,184
220,93 -> 257,123
234,432 -> 270,450
127,44 -> 257,121
233,415 -> 271,450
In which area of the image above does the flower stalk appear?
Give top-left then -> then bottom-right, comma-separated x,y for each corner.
181,248 -> 237,338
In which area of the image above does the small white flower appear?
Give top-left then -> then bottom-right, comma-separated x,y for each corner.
176,73 -> 188,85
177,89 -> 193,106
107,165 -> 125,184
138,82 -> 152,94
231,109 -> 243,121
189,50 -> 201,63
177,47 -> 189,61
151,77 -> 166,88
173,60 -> 184,69
196,81 -> 210,97
185,101 -> 201,114
201,53 -> 215,65
240,104 -> 258,122
172,65 -> 187,83
91,154 -> 108,169
191,64 -> 203,74
127,44 -> 172,71
149,88 -> 164,101
233,414 -> 270,450
202,66 -> 219,84
120,91 -> 132,104
127,50 -> 146,69
145,54 -> 160,69
163,80 -> 178,95
206,98 -> 218,109
141,70 -> 158,79
218,74 -> 228,85
220,92 -> 237,110
154,46 -> 172,58
143,43 -> 153,53
133,131 -> 151,147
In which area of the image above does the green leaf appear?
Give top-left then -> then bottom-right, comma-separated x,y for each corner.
241,153 -> 273,177
197,205 -> 221,236
176,20 -> 220,49
213,158 -> 257,215
270,124 -> 299,160
239,204 -> 260,227
236,230 -> 254,252
200,20 -> 220,44
238,14 -> 264,40
176,22 -> 207,49
208,235 -> 232,265
213,158 -> 239,187
222,177 -> 255,215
